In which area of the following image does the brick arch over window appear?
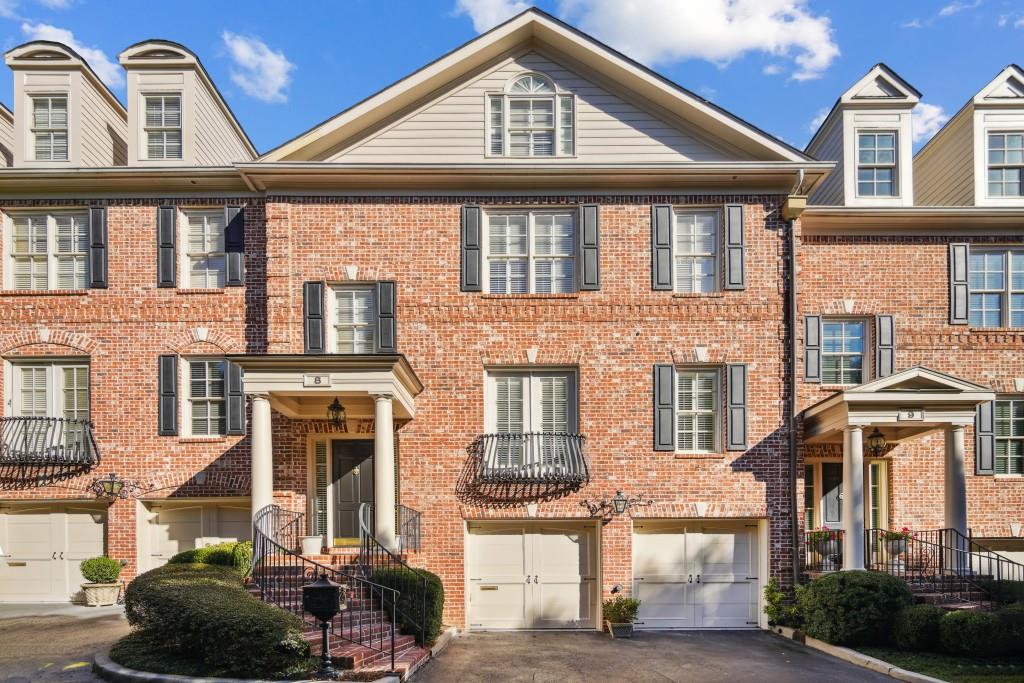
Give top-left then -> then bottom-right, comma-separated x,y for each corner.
144,470 -> 252,498
0,328 -> 97,356
480,347 -> 584,366
165,328 -> 245,355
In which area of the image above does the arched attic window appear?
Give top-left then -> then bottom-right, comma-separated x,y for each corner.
488,72 -> 575,158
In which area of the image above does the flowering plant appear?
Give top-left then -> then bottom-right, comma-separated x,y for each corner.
882,527 -> 915,542
807,526 -> 841,544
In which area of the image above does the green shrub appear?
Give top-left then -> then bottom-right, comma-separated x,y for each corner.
940,610 -> 1008,657
80,556 -> 125,584
371,567 -> 444,646
892,604 -> 945,651
120,562 -> 309,678
797,570 -> 913,645
976,578 -> 1024,605
764,577 -> 802,628
602,595 -> 641,624
996,603 -> 1024,656
167,540 -> 252,577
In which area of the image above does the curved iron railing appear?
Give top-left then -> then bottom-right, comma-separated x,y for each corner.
358,503 -> 422,555
473,432 -> 589,484
252,504 -> 397,670
359,503 -> 430,645
0,416 -> 99,467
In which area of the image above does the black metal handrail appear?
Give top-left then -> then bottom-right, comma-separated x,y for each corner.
473,432 -> 589,484
0,416 -> 99,467
942,527 -> 1024,600
359,503 -> 423,555
359,502 -> 430,645
803,529 -> 844,572
252,504 -> 397,671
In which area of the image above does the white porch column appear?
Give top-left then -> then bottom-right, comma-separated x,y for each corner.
842,425 -> 866,570
944,425 -> 969,536
250,393 -> 274,520
373,393 -> 398,552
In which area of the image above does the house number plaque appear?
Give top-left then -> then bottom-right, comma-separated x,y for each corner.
897,408 -> 924,421
303,374 -> 331,387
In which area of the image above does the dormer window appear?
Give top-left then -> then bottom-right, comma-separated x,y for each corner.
488,73 -> 575,158
856,131 -> 897,197
31,96 -> 68,161
144,94 -> 182,160
987,133 -> 1024,198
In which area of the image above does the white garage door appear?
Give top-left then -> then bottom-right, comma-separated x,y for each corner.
633,520 -> 759,629
0,503 -> 106,603
467,522 -> 597,630
144,502 -> 251,571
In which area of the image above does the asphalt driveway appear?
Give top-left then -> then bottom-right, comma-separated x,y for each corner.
416,631 -> 895,683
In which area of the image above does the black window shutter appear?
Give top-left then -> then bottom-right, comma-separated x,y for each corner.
976,402 -> 995,475
727,363 -> 748,451
723,204 -> 745,290
875,315 -> 896,378
653,364 -> 676,451
88,206 -> 108,289
577,204 -> 600,290
804,315 -> 822,383
158,354 -> 178,436
225,361 -> 245,435
461,205 -> 482,292
224,205 -> 245,287
375,280 -> 397,353
651,204 -> 673,290
157,206 -> 177,287
303,281 -> 325,354
949,243 -> 969,325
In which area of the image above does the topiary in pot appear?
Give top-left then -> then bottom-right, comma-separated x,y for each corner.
602,595 -> 641,638
797,570 -> 913,646
80,556 -> 126,606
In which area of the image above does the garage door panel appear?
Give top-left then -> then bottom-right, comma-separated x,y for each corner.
634,581 -> 695,629
633,526 -> 689,577
699,582 -> 758,628
535,527 -> 593,578
535,578 -> 595,628
471,582 -> 528,628
208,506 -> 251,545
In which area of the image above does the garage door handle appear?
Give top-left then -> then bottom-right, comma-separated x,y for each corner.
52,552 -> 57,560
60,552 -> 64,560
688,574 -> 692,583
696,574 -> 701,583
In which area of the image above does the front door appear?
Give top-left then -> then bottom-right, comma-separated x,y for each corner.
333,440 -> 374,542
822,462 -> 843,527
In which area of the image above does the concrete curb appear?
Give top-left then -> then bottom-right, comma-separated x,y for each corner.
769,626 -> 947,683
92,649 -> 398,683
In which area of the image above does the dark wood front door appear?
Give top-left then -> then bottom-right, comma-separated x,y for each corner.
333,440 -> 374,541
822,462 -> 843,527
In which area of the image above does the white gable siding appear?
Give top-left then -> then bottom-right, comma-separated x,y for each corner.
0,111 -> 12,167
79,78 -> 128,166
328,51 -> 741,163
807,115 -> 844,205
914,110 -> 974,206
192,78 -> 252,165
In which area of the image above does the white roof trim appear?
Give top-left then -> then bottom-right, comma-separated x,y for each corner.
974,64 -> 1024,106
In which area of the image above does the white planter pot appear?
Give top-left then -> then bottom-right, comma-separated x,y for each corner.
300,535 -> 324,556
887,538 -> 908,556
82,582 -> 120,607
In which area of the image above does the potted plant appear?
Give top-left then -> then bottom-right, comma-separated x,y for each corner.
300,534 -> 324,556
883,527 -> 914,556
80,556 -> 125,606
808,526 -> 841,557
602,595 -> 641,638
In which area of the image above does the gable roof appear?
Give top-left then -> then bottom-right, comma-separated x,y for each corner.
4,40 -> 127,118
262,8 -> 811,163
0,101 -> 11,122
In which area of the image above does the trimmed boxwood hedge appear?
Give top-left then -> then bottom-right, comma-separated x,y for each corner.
119,562 -> 309,678
892,604 -> 945,652
797,570 -> 913,645
166,540 -> 252,577
371,567 -> 444,646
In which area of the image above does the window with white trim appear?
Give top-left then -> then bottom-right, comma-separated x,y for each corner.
144,95 -> 182,160
9,360 -> 89,420
968,249 -> 1024,327
485,370 -> 578,468
987,133 -> 1024,198
330,285 -> 376,353
674,210 -> 718,293
32,96 -> 68,161
856,131 -> 897,197
485,210 -> 575,294
676,369 -> 718,452
995,398 -> 1024,475
5,211 -> 89,290
184,209 -> 226,288
187,358 -> 226,436
487,73 -> 575,157
821,320 -> 866,385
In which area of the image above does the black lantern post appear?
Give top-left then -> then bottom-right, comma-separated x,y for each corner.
303,573 -> 344,678
867,428 -> 887,457
611,490 -> 629,515
327,398 -> 347,429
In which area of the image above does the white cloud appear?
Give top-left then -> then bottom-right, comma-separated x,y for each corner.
454,0 -> 530,33
221,31 -> 295,104
912,102 -> 950,144
1016,16 -> 1024,28
808,107 -> 830,133
557,0 -> 839,81
20,22 -> 123,88
0,0 -> 18,18
762,64 -> 783,76
37,0 -> 72,8
939,0 -> 981,18
902,18 -> 923,28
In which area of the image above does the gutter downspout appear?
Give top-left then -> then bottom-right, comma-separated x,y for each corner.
788,216 -> 800,586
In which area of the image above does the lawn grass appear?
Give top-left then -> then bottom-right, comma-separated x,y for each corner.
859,646 -> 1024,683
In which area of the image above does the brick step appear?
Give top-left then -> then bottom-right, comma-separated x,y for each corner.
305,621 -> 397,644
260,595 -> 383,612
326,634 -> 418,670
359,645 -> 432,681
914,591 -> 987,605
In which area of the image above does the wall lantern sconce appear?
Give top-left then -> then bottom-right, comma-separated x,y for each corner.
581,490 -> 651,520
867,428 -> 887,457
89,473 -> 142,503
327,397 -> 347,429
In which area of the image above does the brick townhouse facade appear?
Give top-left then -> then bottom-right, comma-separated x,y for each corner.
0,9 -> 1022,643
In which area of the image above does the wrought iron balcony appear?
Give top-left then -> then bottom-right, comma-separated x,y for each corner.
0,416 -> 100,468
474,432 -> 589,484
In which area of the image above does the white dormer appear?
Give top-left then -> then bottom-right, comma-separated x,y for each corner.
4,41 -> 128,167
118,41 -> 256,166
0,102 -> 12,166
971,65 -> 1024,207
806,64 -> 919,207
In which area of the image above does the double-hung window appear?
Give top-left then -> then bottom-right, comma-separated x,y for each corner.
987,133 -> 1024,198
676,369 -> 718,452
32,96 -> 68,161
6,212 -> 89,290
187,358 -> 226,436
488,73 -> 575,157
994,399 -> 1024,475
184,210 -> 226,288
8,360 -> 89,451
857,132 -> 897,197
486,210 -> 575,294
674,210 -> 718,293
821,320 -> 866,384
486,370 -> 577,472
331,285 -> 376,353
144,95 -> 183,160
968,249 -> 1024,327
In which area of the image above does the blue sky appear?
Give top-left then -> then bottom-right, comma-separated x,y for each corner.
1,0 -> 1022,155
